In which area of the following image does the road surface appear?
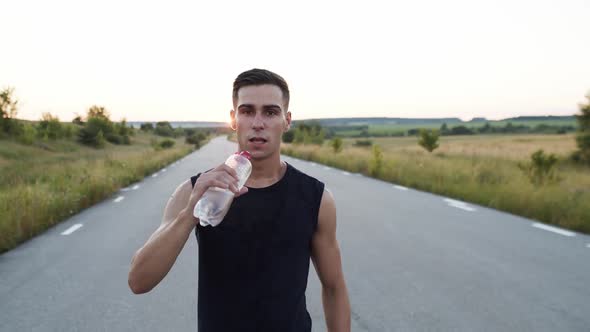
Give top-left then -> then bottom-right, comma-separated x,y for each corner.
1,137 -> 589,331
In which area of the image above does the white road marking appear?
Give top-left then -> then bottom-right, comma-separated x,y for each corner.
394,185 -> 408,191
443,198 -> 476,212
342,171 -> 351,176
586,244 -> 590,248
132,185 -> 140,190
354,173 -> 363,177
323,166 -> 331,170
162,168 -> 167,172
114,196 -> 125,203
120,187 -> 130,192
61,224 -> 83,235
152,173 -> 158,178
532,223 -> 576,237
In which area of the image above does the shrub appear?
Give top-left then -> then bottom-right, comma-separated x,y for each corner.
369,144 -> 383,177
330,137 -> 343,153
518,149 -> 559,185
159,139 -> 175,149
418,129 -> 440,153
36,112 -> 63,140
354,139 -> 373,147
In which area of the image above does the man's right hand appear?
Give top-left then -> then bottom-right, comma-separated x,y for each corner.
185,164 -> 249,214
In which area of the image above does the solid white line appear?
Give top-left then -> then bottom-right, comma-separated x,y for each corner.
61,224 -> 83,235
152,173 -> 158,178
394,185 -> 408,191
132,185 -> 140,190
342,171 -> 351,176
114,196 -> 125,203
532,223 -> 576,237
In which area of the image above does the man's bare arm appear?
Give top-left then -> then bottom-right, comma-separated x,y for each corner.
128,164 -> 247,294
311,189 -> 351,332
128,180 -> 195,294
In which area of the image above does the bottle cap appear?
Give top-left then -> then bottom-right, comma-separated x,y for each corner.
236,151 -> 251,160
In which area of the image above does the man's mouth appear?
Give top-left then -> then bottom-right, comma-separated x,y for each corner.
248,137 -> 268,143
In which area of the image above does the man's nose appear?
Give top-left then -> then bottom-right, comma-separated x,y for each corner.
252,112 -> 265,129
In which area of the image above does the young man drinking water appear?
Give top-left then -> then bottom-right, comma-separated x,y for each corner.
128,68 -> 351,331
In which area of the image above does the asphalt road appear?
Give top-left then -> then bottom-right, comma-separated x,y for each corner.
1,137 -> 589,331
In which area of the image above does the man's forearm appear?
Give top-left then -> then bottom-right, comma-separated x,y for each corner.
128,209 -> 195,294
322,284 -> 351,332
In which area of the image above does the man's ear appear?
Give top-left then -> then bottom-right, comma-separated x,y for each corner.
230,109 -> 236,130
284,111 -> 292,131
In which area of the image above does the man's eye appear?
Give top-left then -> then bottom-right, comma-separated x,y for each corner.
266,110 -> 277,116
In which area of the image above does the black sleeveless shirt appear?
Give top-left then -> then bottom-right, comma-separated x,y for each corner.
190,162 -> 325,332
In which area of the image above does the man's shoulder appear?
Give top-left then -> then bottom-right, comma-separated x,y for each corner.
287,162 -> 324,186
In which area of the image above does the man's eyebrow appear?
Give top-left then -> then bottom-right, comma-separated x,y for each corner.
237,104 -> 282,110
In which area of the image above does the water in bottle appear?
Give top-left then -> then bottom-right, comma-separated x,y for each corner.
194,151 -> 252,227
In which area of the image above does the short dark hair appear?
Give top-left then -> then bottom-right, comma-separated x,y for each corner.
232,68 -> 290,110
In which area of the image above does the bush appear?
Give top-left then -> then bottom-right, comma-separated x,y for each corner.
159,139 -> 175,149
36,112 -> 63,140
186,132 -> 206,148
354,139 -> 373,147
140,123 -> 154,131
18,123 -> 36,145
518,149 -> 559,185
574,92 -> 590,164
418,129 -> 440,153
78,117 -> 113,148
369,144 -> 384,177
282,130 -> 295,143
330,137 -> 343,153
155,121 -> 175,137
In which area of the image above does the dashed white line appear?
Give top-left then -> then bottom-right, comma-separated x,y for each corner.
323,166 -> 331,171
132,185 -> 140,190
532,223 -> 576,237
114,196 -> 125,203
394,185 -> 408,191
61,224 -> 83,235
120,187 -> 130,192
162,168 -> 167,172
444,198 -> 476,212
152,173 -> 158,178
342,171 -> 351,176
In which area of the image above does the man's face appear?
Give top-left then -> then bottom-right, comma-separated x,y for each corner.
230,84 -> 291,161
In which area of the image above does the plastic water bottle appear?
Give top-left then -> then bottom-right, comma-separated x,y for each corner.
194,151 -> 252,227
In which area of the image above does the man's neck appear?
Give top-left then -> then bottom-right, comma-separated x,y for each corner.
246,154 -> 286,189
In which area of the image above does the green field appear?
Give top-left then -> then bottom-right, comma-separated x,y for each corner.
282,134 -> 590,234
329,119 -> 579,137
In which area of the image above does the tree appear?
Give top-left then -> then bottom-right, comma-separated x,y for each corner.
87,105 -> 110,120
418,129 -> 440,152
574,92 -> 590,163
440,123 -> 449,135
282,130 -> 295,143
0,87 -> 19,135
330,137 -> 343,153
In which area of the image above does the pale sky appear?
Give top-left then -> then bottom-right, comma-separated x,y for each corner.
1,0 -> 589,123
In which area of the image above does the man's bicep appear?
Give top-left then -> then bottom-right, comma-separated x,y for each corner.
311,189 -> 345,289
161,179 -> 192,226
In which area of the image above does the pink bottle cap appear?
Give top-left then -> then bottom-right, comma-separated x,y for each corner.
235,151 -> 251,160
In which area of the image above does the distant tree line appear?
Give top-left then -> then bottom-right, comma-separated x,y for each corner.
0,87 -> 211,151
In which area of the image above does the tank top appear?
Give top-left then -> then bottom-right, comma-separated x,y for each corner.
190,162 -> 325,332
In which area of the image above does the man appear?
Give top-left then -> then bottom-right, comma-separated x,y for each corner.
128,69 -> 351,331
